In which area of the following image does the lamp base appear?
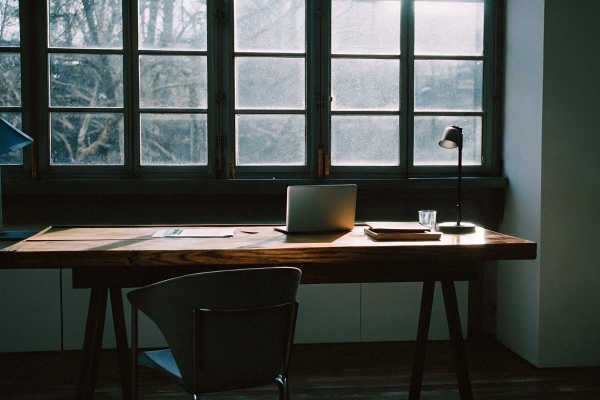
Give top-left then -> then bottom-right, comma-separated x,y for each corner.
436,222 -> 476,234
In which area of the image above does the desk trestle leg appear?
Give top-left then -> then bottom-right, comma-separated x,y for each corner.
75,287 -> 133,400
76,287 -> 108,400
409,280 -> 474,400
442,280 -> 473,400
409,280 -> 435,399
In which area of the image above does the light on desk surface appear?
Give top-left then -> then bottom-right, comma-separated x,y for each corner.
436,125 -> 476,234
0,117 -> 34,236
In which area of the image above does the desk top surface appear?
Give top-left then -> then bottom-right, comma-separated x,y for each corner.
0,225 -> 536,269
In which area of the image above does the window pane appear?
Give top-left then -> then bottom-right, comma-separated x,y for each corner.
332,0 -> 400,55
50,113 -> 124,165
414,0 -> 483,56
234,0 -> 305,53
0,0 -> 19,46
414,60 -> 483,111
331,116 -> 399,166
236,57 -> 305,109
50,54 -> 123,107
0,53 -> 21,106
141,113 -> 207,165
331,59 -> 399,111
48,0 -> 123,49
140,56 -> 207,108
236,114 -> 305,165
413,116 -> 481,166
139,0 -> 207,50
0,112 -> 22,165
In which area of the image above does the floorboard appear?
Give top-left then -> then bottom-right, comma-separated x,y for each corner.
1,336 -> 599,399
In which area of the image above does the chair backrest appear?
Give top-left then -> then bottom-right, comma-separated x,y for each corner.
127,266 -> 302,394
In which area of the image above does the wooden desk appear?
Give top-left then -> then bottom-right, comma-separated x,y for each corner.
0,225 -> 536,400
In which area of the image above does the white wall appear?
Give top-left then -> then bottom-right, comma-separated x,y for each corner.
497,0 -> 544,365
500,0 -> 600,367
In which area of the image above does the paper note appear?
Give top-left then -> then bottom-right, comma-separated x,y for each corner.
152,228 -> 236,238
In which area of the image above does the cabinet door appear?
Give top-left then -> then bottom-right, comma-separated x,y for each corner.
0,268 -> 62,352
361,282 -> 469,341
294,284 -> 361,343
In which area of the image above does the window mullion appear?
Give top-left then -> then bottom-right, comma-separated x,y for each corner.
220,0 -> 235,178
309,0 -> 325,178
208,0 -> 224,179
485,0 -> 499,174
404,0 -> 414,177
124,0 -> 137,176
19,1 -> 45,177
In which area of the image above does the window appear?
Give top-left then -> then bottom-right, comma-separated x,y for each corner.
10,0 -> 498,182
0,0 -> 23,165
412,0 -> 485,168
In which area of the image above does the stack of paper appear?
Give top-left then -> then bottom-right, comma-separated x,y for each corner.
364,222 -> 441,241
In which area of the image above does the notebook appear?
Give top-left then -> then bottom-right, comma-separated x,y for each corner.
274,184 -> 357,234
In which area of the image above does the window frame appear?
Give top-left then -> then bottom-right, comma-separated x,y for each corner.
7,0 -> 502,188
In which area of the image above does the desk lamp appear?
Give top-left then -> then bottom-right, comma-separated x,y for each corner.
0,117 -> 34,235
437,125 -> 475,233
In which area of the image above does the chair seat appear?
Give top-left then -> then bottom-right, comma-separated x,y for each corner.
138,349 -> 183,386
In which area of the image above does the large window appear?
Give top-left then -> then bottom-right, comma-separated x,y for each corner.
8,0 -> 498,181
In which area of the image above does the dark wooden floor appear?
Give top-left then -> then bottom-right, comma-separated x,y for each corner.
1,335 -> 599,399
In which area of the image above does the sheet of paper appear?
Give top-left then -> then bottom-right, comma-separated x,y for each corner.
152,228 -> 236,238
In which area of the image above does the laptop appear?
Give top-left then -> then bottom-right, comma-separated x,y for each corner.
274,184 -> 357,234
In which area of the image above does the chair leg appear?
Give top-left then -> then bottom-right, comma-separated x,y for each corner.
131,305 -> 138,400
276,376 -> 288,400
110,287 -> 132,400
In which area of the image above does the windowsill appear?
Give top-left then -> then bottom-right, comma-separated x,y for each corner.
4,176 -> 508,196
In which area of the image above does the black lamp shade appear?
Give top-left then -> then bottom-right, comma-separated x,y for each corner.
438,125 -> 462,149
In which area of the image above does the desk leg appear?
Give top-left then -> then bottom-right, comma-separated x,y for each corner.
76,287 -> 108,400
110,288 -> 132,400
441,280 -> 473,400
408,280 -> 435,400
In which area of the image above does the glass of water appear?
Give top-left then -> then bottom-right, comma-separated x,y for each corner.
418,210 -> 437,230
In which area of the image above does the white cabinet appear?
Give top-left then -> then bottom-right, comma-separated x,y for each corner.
0,269 -> 62,352
1,270 -> 468,351
361,282 -> 469,341
294,284 -> 361,343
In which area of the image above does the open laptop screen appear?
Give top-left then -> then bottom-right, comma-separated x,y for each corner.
275,184 -> 357,234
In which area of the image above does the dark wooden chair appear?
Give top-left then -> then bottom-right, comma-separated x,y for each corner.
127,267 -> 301,399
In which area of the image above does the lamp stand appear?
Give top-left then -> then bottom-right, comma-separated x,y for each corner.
0,117 -> 35,239
0,165 -> 37,240
437,142 -> 476,234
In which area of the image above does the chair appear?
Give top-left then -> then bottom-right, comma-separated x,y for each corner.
127,266 -> 301,399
